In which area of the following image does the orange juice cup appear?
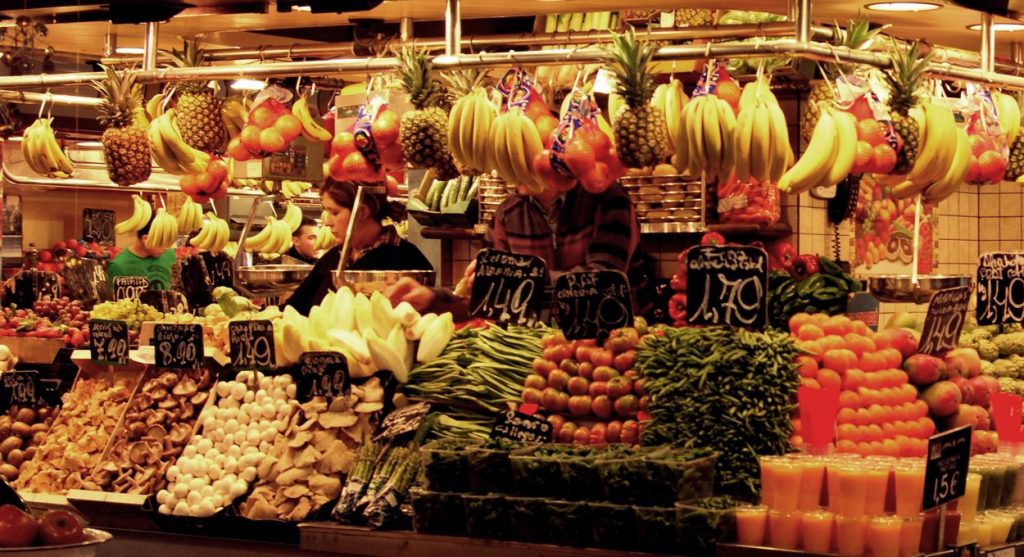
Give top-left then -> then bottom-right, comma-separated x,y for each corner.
976,517 -> 993,547
957,520 -> 979,546
987,511 -> 1015,544
735,505 -> 768,546
837,462 -> 868,517
769,510 -> 801,550
772,460 -> 803,513
827,457 -> 853,513
899,515 -> 923,557
870,516 -> 904,557
961,472 -> 982,524
894,461 -> 926,518
801,510 -> 835,553
863,465 -> 891,516
798,457 -> 827,511
759,455 -> 785,508
836,514 -> 867,557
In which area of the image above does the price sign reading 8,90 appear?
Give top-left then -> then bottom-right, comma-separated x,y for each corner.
153,323 -> 204,369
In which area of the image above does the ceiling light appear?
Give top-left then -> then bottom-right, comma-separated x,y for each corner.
291,5 -> 311,11
967,22 -> 1024,31
865,2 -> 942,12
231,79 -> 265,91
114,47 -> 145,55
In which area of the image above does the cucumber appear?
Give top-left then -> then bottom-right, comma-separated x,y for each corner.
426,180 -> 445,211
407,198 -> 431,212
457,175 -> 472,202
441,179 -> 457,210
464,182 -> 479,204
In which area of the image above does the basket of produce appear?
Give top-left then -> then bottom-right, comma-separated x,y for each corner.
589,502 -> 638,550
675,497 -> 739,557
463,493 -> 510,540
646,448 -> 718,505
559,446 -> 629,501
635,506 -> 680,554
333,270 -> 436,295
507,497 -> 548,544
619,170 -> 705,234
545,500 -> 593,547
510,445 -> 571,498
466,439 -> 521,494
767,254 -> 863,329
421,438 -> 480,493
406,171 -> 479,227
476,175 -> 513,227
410,490 -> 467,536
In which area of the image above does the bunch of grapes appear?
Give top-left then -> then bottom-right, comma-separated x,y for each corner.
91,299 -> 164,332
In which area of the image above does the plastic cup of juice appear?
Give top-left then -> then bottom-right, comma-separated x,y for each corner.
836,514 -> 867,557
894,460 -> 926,518
988,511 -> 1015,544
962,472 -> 983,524
867,456 -> 898,513
837,462 -> 868,517
801,510 -> 835,553
976,517 -> 993,547
983,465 -> 1005,511
798,456 -> 827,511
958,520 -> 979,546
870,515 -> 903,557
758,455 -> 785,509
899,515 -> 923,557
772,460 -> 803,513
863,464 -> 891,516
735,505 -> 768,546
768,510 -> 801,550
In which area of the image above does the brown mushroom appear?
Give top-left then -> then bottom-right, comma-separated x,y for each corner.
159,372 -> 178,388
191,368 -> 211,386
172,378 -> 197,398
149,389 -> 167,402
168,423 -> 191,445
190,392 -> 208,406
145,424 -> 167,442
158,398 -> 178,410
128,442 -> 151,466
179,404 -> 195,421
127,422 -> 148,437
145,410 -> 170,426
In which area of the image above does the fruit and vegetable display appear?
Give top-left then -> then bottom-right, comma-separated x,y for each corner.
768,254 -> 862,329
0,296 -> 90,348
0,506 -> 88,549
0,405 -> 54,482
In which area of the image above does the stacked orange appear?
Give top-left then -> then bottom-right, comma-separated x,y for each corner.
789,313 -> 934,458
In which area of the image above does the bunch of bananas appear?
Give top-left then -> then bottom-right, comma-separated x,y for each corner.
733,77 -> 793,183
190,212 -> 230,252
221,98 -> 247,144
312,224 -> 336,252
149,109 -> 212,175
778,108 -> 857,195
448,88 -> 497,175
176,197 -> 204,234
143,208 -> 179,251
281,202 -> 303,233
145,93 -> 166,122
922,128 -> 970,203
490,107 -> 545,193
652,79 -> 688,171
292,96 -> 332,142
244,217 -> 293,255
996,92 -> 1021,146
22,118 -> 74,178
115,195 -> 153,235
281,180 -> 312,198
682,92 -> 737,182
889,101 -> 959,200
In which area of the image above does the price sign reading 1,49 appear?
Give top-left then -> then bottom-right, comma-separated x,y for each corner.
229,320 -> 275,370
923,425 -> 972,511
977,252 -> 1024,325
89,319 -> 130,365
686,245 -> 769,329
153,323 -> 204,369
919,286 -> 972,356
469,249 -> 548,327
296,351 -> 348,402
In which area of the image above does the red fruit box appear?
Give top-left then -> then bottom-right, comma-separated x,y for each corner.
851,175 -> 935,277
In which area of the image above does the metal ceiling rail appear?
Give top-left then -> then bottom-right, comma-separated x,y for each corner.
0,91 -> 99,107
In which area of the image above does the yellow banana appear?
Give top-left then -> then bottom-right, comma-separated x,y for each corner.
115,195 -> 152,235
520,114 -> 547,192
686,96 -> 706,177
447,94 -> 467,169
733,107 -> 755,182
292,96 -> 332,142
996,92 -> 1021,145
155,111 -> 196,169
767,102 -> 792,183
146,93 -> 165,121
282,202 -> 303,233
245,217 -> 276,252
908,101 -> 956,188
701,95 -> 721,182
924,127 -> 970,203
715,99 -> 737,181
825,110 -> 858,187
749,104 -> 772,183
778,109 -> 837,194
490,113 -> 518,186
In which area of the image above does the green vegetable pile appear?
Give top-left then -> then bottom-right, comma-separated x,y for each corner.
961,321 -> 1024,378
768,258 -> 861,329
637,327 -> 799,499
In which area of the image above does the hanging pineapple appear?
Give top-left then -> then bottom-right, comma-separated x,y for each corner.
396,47 -> 451,170
604,28 -> 670,169
800,17 -> 886,143
883,40 -> 933,174
675,9 -> 714,27
165,38 -> 227,152
92,65 -> 152,187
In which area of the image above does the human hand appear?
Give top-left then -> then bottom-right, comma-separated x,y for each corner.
384,277 -> 437,312
454,259 -> 476,297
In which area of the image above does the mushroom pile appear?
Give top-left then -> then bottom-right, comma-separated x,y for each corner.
88,368 -> 213,494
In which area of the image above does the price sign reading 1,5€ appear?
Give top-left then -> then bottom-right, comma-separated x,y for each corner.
923,425 -> 972,511
686,245 -> 769,329
89,319 -> 130,365
153,323 -> 204,369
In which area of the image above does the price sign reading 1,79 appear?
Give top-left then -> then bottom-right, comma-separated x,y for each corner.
686,245 -> 769,330
923,425 -> 972,511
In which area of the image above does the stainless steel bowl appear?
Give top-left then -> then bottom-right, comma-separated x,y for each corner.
868,275 -> 971,304
235,264 -> 313,295
334,269 -> 436,294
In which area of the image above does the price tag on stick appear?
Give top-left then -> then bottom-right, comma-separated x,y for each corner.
89,319 -> 130,365
296,352 -> 349,402
976,252 -> 1024,325
153,324 -> 204,369
555,270 -> 633,341
919,286 -> 972,356
490,409 -> 553,444
469,249 -> 548,327
113,276 -> 148,301
82,208 -> 116,245
373,402 -> 431,442
1,371 -> 39,408
686,245 -> 769,329
229,321 -> 276,370
923,425 -> 972,511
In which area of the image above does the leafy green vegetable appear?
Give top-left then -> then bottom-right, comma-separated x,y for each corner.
546,501 -> 592,547
465,494 -> 510,540
508,497 -> 548,544
422,438 -> 478,492
636,506 -> 678,554
676,497 -> 739,557
590,503 -> 638,550
411,490 -> 466,536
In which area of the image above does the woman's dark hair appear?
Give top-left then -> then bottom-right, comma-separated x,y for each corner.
320,178 -> 403,222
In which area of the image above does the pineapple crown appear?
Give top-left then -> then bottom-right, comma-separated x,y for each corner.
441,68 -> 489,100
91,65 -> 143,130
163,38 -> 209,92
824,17 -> 888,78
395,47 -> 442,110
884,40 -> 933,115
603,27 -> 656,110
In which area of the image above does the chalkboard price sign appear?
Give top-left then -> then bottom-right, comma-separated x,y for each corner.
89,319 -> 130,365
229,321 -> 275,370
919,286 -> 973,356
200,252 -> 234,289
977,252 -> 1024,325
490,409 -> 553,444
296,352 -> 349,402
923,425 -> 972,511
1,371 -> 39,408
373,402 -> 431,442
113,276 -> 149,301
469,249 -> 548,326
554,270 -> 633,341
685,245 -> 769,329
153,323 -> 204,369
83,208 -> 116,245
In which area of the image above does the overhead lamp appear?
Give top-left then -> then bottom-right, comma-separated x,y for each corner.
276,0 -> 384,13
231,79 -> 265,91
967,22 -> 1024,31
291,5 -> 312,11
114,47 -> 145,55
593,69 -> 614,95
865,2 -> 942,12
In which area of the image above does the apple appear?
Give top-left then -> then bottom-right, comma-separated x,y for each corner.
0,504 -> 37,547
38,510 -> 84,546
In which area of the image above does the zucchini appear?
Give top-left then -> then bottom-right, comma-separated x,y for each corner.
426,180 -> 445,211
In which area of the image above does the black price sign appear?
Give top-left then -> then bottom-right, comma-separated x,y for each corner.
977,252 -> 1024,325
469,249 -> 548,326
229,321 -> 275,370
919,286 -> 972,356
1,371 -> 39,408
200,252 -> 234,289
923,425 -> 972,511
685,245 -> 769,329
153,323 -> 204,369
845,292 -> 881,331
83,208 -> 115,245
490,409 -> 553,444
113,276 -> 149,301
296,352 -> 349,402
139,290 -> 189,315
89,319 -> 129,365
373,402 -> 431,442
554,270 -> 632,341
